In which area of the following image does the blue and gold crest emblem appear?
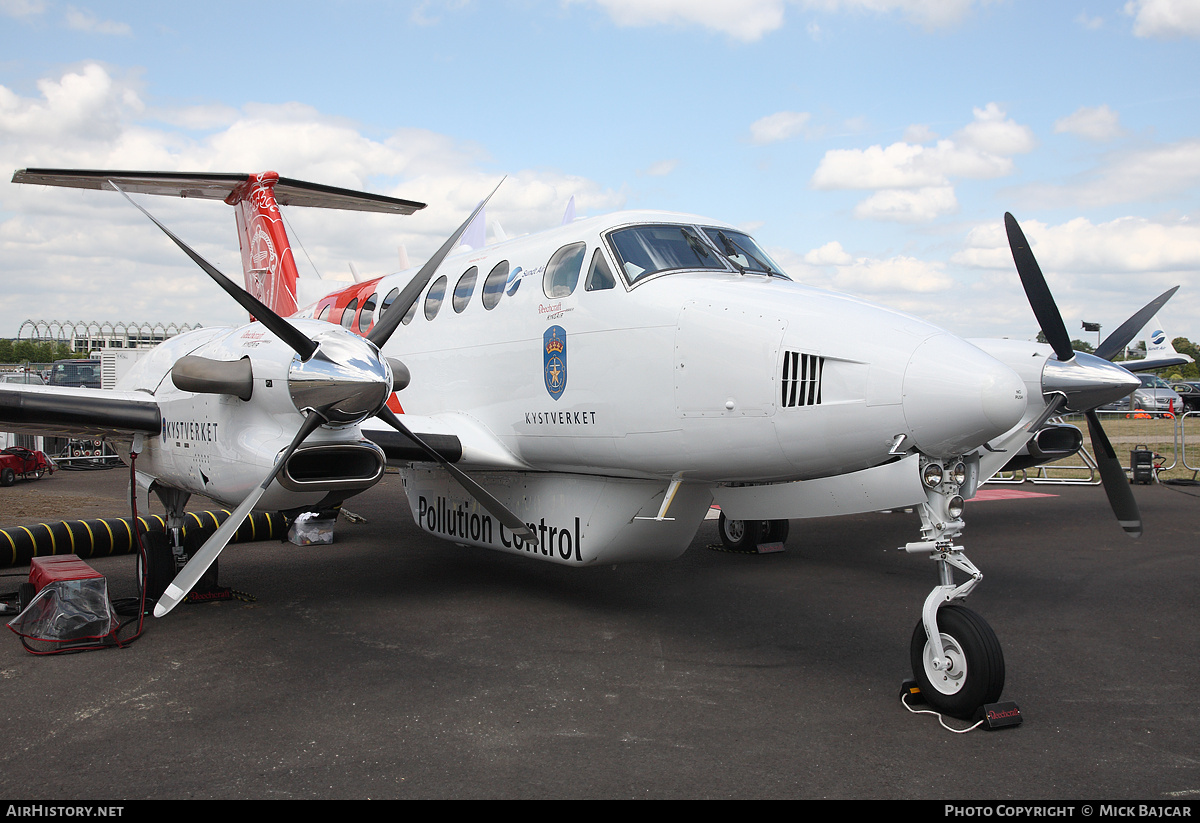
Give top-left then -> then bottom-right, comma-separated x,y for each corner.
544,325 -> 567,400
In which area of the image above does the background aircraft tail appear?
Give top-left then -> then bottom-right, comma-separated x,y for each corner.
11,168 -> 426,320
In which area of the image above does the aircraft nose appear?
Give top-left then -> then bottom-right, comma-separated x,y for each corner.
902,334 -> 1027,458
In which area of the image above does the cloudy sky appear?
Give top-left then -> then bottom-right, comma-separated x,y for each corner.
1,0 -> 1198,347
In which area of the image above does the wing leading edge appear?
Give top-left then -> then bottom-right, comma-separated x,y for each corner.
0,384 -> 160,439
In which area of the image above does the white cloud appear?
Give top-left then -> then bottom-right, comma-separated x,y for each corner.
749,111 -> 811,144
830,254 -> 953,293
803,240 -> 853,266
957,102 -> 1035,155
0,63 -> 624,335
954,215 -> 1200,274
0,63 -> 143,144
640,158 -> 678,176
579,0 -> 787,41
810,104 -> 1031,222
1022,138 -> 1200,208
853,186 -> 958,221
0,0 -> 45,18
576,0 -> 979,41
799,0 -> 977,29
1054,105 -> 1123,141
1125,0 -> 1200,39
64,6 -> 132,36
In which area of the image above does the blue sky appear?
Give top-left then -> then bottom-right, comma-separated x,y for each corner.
1,0 -> 1198,347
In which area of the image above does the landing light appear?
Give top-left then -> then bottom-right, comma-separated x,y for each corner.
922,462 -> 944,488
950,462 -> 967,486
948,496 -> 965,519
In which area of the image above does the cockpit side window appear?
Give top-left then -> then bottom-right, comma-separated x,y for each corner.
543,242 -> 586,298
607,225 -> 728,284
585,248 -> 615,291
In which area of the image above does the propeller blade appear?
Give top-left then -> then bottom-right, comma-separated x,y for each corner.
111,182 -> 318,361
368,179 -> 504,350
1005,213 -> 1075,364
1084,410 -> 1142,538
376,406 -> 538,546
153,411 -> 326,617
1094,286 -> 1180,362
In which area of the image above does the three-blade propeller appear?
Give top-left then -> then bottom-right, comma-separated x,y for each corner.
115,180 -> 536,616
1005,212 -> 1147,538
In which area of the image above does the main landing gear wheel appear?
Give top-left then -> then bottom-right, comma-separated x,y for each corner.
717,514 -> 789,551
137,531 -> 176,606
910,604 -> 1005,720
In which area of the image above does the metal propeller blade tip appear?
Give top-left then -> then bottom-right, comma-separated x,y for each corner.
153,412 -> 326,617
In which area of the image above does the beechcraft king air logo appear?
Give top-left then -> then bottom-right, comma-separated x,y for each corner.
544,325 -> 567,400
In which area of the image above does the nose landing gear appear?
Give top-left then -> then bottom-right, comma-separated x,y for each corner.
904,456 -> 1007,720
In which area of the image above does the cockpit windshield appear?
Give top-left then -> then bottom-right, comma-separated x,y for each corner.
607,225 -> 728,283
701,228 -> 784,276
606,223 -> 787,284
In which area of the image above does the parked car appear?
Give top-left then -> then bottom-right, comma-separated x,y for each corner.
47,359 -> 100,389
0,371 -> 46,385
1102,373 -> 1186,413
1169,381 -> 1200,413
0,447 -> 56,485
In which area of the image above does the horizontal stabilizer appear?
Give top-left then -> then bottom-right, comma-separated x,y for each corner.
12,169 -> 426,215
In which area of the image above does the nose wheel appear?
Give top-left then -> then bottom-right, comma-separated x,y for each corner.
910,603 -> 1005,719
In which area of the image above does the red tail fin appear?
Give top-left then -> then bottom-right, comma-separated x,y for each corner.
226,172 -> 299,318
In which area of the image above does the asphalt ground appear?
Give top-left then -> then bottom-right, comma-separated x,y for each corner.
0,466 -> 1197,800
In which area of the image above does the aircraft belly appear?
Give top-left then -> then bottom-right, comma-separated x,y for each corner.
402,466 -> 711,564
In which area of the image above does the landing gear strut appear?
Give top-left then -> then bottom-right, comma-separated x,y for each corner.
903,455 -> 1005,719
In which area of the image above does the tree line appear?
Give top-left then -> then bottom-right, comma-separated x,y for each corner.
0,339 -> 84,364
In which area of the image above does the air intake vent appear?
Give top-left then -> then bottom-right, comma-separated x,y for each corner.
781,351 -> 823,408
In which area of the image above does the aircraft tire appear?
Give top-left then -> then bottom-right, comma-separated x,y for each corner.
138,531 -> 176,605
183,526 -> 220,590
718,513 -> 764,552
910,604 -> 1005,719
0,468 -> 14,487
763,519 -> 789,544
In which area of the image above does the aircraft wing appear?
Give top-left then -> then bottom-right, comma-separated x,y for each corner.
1118,355 -> 1192,373
0,384 -> 161,439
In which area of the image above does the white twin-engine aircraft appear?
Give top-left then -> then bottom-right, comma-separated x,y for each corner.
2,168 -> 1160,720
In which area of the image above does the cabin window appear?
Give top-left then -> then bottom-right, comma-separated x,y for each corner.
585,248 -> 615,291
543,242 -> 586,298
376,287 -> 399,325
317,303 -> 331,323
340,298 -> 359,330
424,276 -> 447,321
482,261 -> 508,310
453,266 -> 478,313
357,293 -> 377,333
607,224 -> 727,284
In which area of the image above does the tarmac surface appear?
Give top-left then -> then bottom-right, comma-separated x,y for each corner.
0,465 -> 1198,800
